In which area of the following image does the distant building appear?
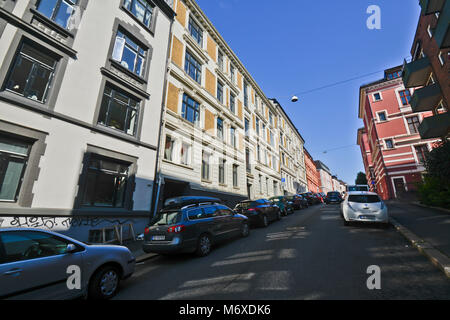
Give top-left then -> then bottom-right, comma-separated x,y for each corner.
315,160 -> 333,194
357,66 -> 441,200
304,148 -> 320,193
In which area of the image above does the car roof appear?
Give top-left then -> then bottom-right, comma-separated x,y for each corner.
347,191 -> 378,196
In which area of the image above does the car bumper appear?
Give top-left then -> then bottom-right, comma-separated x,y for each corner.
345,209 -> 389,223
143,237 -> 195,254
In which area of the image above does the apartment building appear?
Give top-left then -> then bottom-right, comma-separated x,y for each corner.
315,160 -> 333,194
156,0 -> 286,208
0,0 -> 175,242
357,66 -> 441,200
270,99 -> 307,195
402,0 -> 449,140
304,148 -> 320,193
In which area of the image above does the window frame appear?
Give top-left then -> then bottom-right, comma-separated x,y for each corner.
184,50 -> 202,84
181,93 -> 200,125
188,15 -> 203,47
406,116 -> 420,134
122,0 -> 158,34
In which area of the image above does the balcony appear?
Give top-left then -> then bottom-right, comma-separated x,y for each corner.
418,112 -> 450,139
420,0 -> 445,14
402,57 -> 432,88
410,83 -> 443,113
433,0 -> 450,48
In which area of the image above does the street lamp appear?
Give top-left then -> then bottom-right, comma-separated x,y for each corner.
291,95 -> 299,103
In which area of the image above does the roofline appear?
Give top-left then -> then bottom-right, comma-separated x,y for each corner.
269,98 -> 306,144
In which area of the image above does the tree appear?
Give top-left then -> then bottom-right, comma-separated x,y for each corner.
355,172 -> 368,185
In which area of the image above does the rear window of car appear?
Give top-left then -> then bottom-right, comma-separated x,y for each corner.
327,192 -> 340,197
153,210 -> 183,226
348,195 -> 381,203
348,186 -> 369,192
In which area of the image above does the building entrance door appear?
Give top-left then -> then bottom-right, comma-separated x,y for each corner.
393,178 -> 406,198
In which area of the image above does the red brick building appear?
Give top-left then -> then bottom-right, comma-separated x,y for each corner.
357,66 -> 441,200
304,148 -> 321,193
402,0 -> 449,140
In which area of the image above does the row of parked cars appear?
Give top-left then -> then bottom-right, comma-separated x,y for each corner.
143,194 -> 322,258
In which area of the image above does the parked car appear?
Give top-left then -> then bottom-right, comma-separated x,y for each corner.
286,194 -> 308,210
300,193 -> 315,206
143,197 -> 249,257
235,199 -> 282,227
0,228 -> 135,300
325,191 -> 343,204
313,193 -> 324,203
269,196 -> 293,215
340,192 -> 389,227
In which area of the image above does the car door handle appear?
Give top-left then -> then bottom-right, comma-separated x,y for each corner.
4,268 -> 22,276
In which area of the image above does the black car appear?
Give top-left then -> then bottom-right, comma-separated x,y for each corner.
300,193 -> 317,205
143,196 -> 250,257
234,199 -> 282,227
325,191 -> 343,204
285,195 -> 307,210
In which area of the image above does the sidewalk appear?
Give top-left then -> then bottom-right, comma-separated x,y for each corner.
121,239 -> 158,263
387,201 -> 450,259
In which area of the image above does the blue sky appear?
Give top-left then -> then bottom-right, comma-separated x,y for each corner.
196,0 -> 421,185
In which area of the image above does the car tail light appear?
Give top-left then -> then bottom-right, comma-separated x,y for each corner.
167,225 -> 185,233
144,227 -> 150,235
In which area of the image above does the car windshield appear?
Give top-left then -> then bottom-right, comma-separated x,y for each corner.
348,195 -> 381,203
152,210 -> 183,226
328,192 -> 340,197
348,186 -> 369,192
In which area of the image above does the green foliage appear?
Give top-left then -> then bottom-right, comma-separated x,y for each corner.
355,172 -> 367,185
418,141 -> 450,209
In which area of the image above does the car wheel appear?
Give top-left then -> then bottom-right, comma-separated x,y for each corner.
261,215 -> 269,227
241,222 -> 250,237
276,209 -> 282,221
88,266 -> 120,300
196,234 -> 212,257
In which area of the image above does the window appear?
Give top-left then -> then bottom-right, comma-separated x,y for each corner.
219,158 -> 225,184
82,155 -> 129,208
188,16 -> 203,46
0,231 -> 72,263
273,181 -> 278,196
98,85 -> 140,136
244,118 -> 250,136
387,71 -> 401,80
373,93 -> 382,101
257,145 -> 261,162
36,0 -> 78,29
201,152 -> 210,181
378,111 -> 387,121
5,42 -> 57,103
230,127 -> 236,147
112,30 -> 147,77
259,174 -> 262,194
180,142 -> 190,166
399,90 -> 411,105
0,135 -> 30,202
233,165 -> 238,187
217,81 -> 223,104
243,81 -> 248,107
255,118 -> 260,136
230,93 -> 236,114
184,51 -> 202,84
269,112 -> 273,126
415,145 -> 429,164
164,136 -> 174,161
230,64 -> 235,83
217,117 -> 223,140
246,148 -> 251,173
123,0 -> 154,29
262,123 -> 266,139
270,131 -> 275,147
385,139 -> 394,149
218,51 -> 224,71
407,116 -> 420,134
181,93 -> 200,124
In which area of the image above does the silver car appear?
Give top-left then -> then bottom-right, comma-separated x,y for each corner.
340,191 -> 389,227
0,228 -> 135,300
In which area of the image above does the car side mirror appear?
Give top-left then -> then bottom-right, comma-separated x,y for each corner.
66,244 -> 77,253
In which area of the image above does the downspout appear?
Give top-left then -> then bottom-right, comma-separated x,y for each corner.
150,10 -> 175,221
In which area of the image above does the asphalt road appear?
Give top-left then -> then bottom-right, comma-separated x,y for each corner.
114,204 -> 450,300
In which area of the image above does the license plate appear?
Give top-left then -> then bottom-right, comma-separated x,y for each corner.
360,215 -> 375,220
152,235 -> 166,241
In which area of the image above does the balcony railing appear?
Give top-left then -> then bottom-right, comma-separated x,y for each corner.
420,0 -> 445,14
410,83 -> 443,113
402,57 -> 432,88
418,112 -> 450,139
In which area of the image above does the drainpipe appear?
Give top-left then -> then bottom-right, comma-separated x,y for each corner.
150,12 -> 175,221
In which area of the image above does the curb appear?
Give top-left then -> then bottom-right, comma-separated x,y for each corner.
135,253 -> 158,263
411,202 -> 450,214
390,218 -> 450,279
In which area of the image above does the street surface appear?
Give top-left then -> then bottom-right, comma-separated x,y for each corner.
115,204 -> 450,300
